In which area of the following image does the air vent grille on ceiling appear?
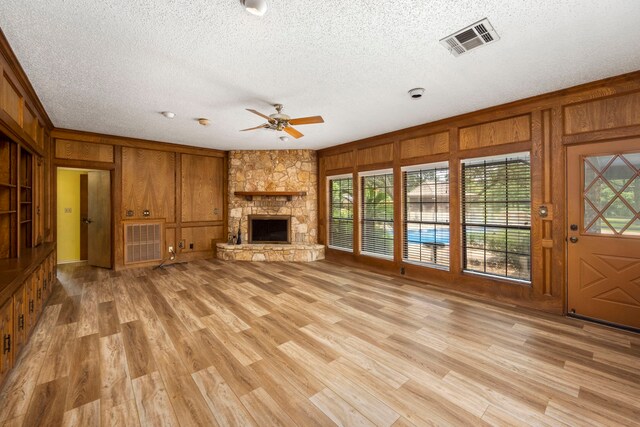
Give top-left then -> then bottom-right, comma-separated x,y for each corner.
440,18 -> 499,57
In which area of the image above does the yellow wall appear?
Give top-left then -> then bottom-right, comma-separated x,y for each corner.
57,169 -> 88,262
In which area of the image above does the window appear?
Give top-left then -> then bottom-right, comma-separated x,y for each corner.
361,170 -> 394,258
461,153 -> 531,281
403,163 -> 450,269
328,175 -> 354,251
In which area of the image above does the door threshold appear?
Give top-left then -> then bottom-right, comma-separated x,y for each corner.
568,313 -> 639,334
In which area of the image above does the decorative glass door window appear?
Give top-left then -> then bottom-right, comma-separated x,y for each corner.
583,154 -> 640,235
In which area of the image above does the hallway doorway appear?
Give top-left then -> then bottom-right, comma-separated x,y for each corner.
56,168 -> 112,268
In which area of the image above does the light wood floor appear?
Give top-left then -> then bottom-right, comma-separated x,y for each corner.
0,259 -> 639,426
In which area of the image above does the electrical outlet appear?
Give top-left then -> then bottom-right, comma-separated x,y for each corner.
189,243 -> 194,250
178,240 -> 185,249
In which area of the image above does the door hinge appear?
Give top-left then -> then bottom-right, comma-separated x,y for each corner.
3,334 -> 10,354
43,278 -> 47,290
29,300 -> 34,313
37,288 -> 42,300
18,314 -> 24,330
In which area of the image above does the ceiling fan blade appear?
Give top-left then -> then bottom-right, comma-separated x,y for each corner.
284,126 -> 304,139
240,124 -> 268,131
288,115 -> 324,125
246,109 -> 273,122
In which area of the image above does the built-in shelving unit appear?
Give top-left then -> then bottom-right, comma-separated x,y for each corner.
19,147 -> 33,252
0,139 -> 18,258
234,191 -> 307,201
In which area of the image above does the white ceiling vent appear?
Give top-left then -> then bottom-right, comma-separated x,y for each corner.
440,18 -> 500,57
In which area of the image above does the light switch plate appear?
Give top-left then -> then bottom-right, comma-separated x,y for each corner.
64,208 -> 72,213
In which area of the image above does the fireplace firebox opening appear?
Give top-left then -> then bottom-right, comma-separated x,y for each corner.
248,215 -> 291,244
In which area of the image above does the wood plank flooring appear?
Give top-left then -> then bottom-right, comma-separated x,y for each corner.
1,259 -> 639,426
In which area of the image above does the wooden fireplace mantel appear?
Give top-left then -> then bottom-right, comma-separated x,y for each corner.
234,191 -> 307,201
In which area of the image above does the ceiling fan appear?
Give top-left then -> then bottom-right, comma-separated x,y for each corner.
240,104 -> 324,139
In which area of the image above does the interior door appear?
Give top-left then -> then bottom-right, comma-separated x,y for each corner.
87,170 -> 111,268
567,139 -> 640,329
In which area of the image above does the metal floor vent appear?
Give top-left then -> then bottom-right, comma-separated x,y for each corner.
124,222 -> 162,264
440,18 -> 500,57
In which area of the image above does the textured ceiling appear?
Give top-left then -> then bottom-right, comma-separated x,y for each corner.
1,0 -> 640,150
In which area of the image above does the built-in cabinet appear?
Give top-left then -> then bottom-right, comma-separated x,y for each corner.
0,245 -> 56,387
0,139 -> 17,258
0,138 -> 42,260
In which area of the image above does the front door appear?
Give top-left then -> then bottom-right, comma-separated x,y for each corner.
87,170 -> 111,268
567,139 -> 640,329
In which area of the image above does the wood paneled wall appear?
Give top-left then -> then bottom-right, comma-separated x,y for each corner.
51,129 -> 227,270
318,70 -> 640,314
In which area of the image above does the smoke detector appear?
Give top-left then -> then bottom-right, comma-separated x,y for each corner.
440,18 -> 500,57
408,88 -> 425,99
161,111 -> 175,119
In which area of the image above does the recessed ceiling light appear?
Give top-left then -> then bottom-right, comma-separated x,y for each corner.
241,0 -> 267,16
198,118 -> 211,126
408,88 -> 425,99
161,111 -> 175,119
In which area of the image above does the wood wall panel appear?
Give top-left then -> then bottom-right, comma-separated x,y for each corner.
563,91 -> 640,135
459,114 -> 531,150
121,147 -> 175,222
1,72 -> 22,126
22,104 -> 36,140
357,143 -> 393,166
323,151 -> 354,171
400,131 -> 449,159
181,226 -> 224,253
181,154 -> 224,222
55,139 -> 114,163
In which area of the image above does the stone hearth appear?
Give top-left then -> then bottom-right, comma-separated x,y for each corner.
216,243 -> 324,262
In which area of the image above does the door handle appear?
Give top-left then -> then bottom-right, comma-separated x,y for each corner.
82,217 -> 93,224
569,236 -> 578,243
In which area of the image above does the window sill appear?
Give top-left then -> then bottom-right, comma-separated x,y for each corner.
462,270 -> 532,286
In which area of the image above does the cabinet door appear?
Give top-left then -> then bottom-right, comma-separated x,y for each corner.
13,284 -> 26,356
26,274 -> 36,333
0,299 -> 13,384
122,147 -> 175,221
34,266 -> 43,316
181,154 -> 224,222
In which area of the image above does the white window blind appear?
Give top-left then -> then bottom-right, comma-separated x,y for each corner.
361,170 -> 394,258
403,163 -> 450,269
328,175 -> 353,251
461,152 -> 531,281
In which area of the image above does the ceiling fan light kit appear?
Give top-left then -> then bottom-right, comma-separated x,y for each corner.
241,0 -> 268,16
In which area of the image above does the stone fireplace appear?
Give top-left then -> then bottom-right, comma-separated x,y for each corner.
217,150 -> 324,261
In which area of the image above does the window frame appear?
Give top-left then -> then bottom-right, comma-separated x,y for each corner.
460,152 -> 532,283
327,173 -> 355,252
359,168 -> 395,259
401,161 -> 451,270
